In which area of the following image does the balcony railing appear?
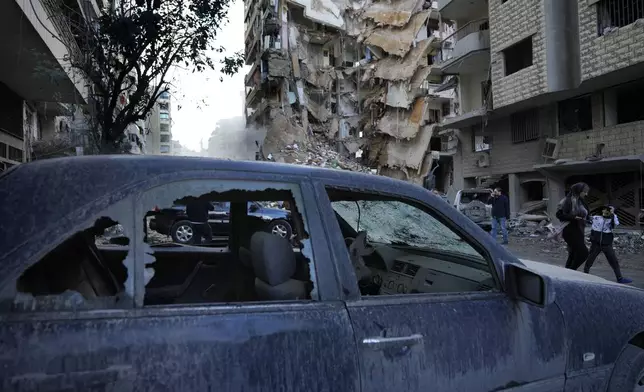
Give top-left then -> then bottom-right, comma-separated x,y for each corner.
41,0 -> 84,63
438,18 -> 490,64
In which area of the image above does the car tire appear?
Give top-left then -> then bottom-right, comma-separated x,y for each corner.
171,220 -> 195,244
607,344 -> 644,391
268,219 -> 292,239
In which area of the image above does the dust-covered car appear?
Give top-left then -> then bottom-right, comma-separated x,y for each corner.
3,156 -> 644,392
454,188 -> 493,229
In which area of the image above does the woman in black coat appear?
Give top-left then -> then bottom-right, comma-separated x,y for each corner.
555,182 -> 591,270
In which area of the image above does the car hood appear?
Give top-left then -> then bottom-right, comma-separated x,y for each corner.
519,259 -> 623,287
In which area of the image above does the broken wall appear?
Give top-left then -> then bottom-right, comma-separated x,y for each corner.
247,0 -> 450,184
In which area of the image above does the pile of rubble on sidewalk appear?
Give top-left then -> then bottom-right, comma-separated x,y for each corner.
506,199 -> 644,255
265,134 -> 375,174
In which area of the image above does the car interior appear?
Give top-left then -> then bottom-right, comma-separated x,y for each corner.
13,190 -> 314,311
327,189 -> 498,297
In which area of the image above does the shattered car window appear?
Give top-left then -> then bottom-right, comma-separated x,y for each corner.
11,217 -> 131,312
332,200 -> 485,262
140,179 -> 316,306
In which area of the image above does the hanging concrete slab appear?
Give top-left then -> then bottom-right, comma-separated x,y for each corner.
364,11 -> 430,57
374,38 -> 434,81
377,98 -> 426,139
379,124 -> 436,170
362,0 -> 426,27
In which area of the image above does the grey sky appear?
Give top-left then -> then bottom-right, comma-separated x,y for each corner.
170,0 -> 249,152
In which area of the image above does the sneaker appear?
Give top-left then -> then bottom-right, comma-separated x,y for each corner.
502,241 -> 509,245
617,277 -> 633,284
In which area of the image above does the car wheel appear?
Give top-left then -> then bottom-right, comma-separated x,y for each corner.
268,219 -> 292,239
608,344 -> 644,391
171,220 -> 195,244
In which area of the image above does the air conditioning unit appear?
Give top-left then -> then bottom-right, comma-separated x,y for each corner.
542,138 -> 560,160
476,152 -> 490,168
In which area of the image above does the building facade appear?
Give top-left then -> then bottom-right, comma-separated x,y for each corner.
435,0 -> 644,228
146,91 -> 172,156
148,91 -> 173,155
242,0 -> 459,188
0,0 -> 97,170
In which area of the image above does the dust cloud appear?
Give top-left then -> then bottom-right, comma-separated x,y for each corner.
206,117 -> 266,160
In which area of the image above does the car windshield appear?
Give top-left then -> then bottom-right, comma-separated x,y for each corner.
331,200 -> 485,262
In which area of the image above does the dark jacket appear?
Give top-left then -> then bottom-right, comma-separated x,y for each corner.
488,194 -> 510,219
588,214 -> 618,246
186,199 -> 214,223
555,194 -> 590,233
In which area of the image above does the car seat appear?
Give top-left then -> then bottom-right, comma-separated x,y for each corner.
250,232 -> 308,301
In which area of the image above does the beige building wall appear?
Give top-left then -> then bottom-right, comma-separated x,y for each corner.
578,0 -> 644,81
489,0 -> 546,108
461,104 -> 556,178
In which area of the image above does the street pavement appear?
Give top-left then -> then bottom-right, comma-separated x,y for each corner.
517,254 -> 644,289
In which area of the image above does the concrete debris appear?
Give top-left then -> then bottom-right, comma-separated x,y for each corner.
374,37 -> 435,81
361,0 -> 426,27
364,11 -> 430,57
377,98 -> 426,139
306,96 -> 331,122
270,134 -> 373,173
267,53 -> 291,78
379,124 -> 436,170
262,109 -> 308,156
245,1 -> 455,190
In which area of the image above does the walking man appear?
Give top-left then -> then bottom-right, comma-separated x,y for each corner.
488,188 -> 510,245
186,195 -> 214,245
584,205 -> 632,284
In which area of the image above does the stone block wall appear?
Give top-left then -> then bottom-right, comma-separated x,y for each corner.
557,120 -> 644,160
579,0 -> 644,81
489,0 -> 547,108
460,104 -> 556,178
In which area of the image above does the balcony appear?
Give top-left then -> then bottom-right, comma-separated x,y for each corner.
0,0 -> 89,103
438,0 -> 488,22
437,19 -> 490,75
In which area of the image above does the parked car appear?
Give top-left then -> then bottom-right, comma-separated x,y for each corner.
454,188 -> 493,229
2,156 -> 644,392
149,201 -> 293,244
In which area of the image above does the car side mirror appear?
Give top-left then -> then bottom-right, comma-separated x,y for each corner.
248,204 -> 259,212
505,264 -> 554,307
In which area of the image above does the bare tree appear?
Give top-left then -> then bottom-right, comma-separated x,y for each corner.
60,0 -> 244,152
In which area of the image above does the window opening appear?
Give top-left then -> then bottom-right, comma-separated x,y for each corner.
472,130 -> 491,152
558,95 -> 593,135
597,0 -> 644,36
143,187 -> 314,306
511,109 -> 540,143
503,37 -> 533,76
12,218 -> 130,312
326,188 -> 497,297
616,80 -> 644,124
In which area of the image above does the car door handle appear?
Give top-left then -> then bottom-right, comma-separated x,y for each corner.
9,365 -> 134,392
361,334 -> 424,351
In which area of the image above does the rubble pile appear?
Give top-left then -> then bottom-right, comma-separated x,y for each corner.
267,134 -> 375,173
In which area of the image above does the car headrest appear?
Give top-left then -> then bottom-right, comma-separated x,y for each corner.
250,232 -> 296,286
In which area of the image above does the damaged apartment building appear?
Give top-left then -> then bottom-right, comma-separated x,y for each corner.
431,0 -> 644,228
243,0 -> 461,190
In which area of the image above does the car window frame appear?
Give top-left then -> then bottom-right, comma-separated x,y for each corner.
133,173 -> 343,308
0,197 -> 137,319
312,182 -> 505,301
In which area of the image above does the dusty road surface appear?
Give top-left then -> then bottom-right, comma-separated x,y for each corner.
504,234 -> 644,289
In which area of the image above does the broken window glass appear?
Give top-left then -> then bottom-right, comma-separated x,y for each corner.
141,180 -> 315,306
11,217 -> 131,312
326,188 -> 497,297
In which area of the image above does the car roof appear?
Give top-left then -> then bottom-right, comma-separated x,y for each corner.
0,155 -> 419,263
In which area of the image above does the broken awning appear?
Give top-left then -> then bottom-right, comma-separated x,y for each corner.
534,155 -> 644,174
